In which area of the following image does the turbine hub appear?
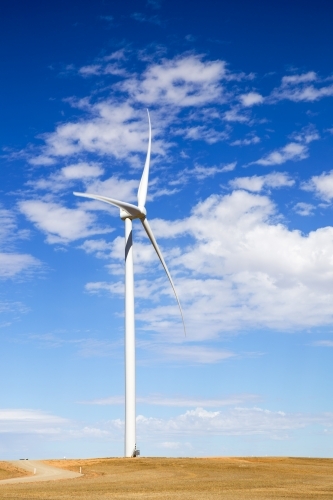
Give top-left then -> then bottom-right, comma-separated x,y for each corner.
138,206 -> 147,218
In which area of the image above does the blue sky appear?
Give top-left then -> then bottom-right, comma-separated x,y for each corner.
1,0 -> 333,459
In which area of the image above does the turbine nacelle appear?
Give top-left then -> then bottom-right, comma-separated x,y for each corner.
120,206 -> 146,221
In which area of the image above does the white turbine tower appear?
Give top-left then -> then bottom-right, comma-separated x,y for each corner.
74,110 -> 185,458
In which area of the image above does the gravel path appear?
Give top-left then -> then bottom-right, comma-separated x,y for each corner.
0,460 -> 82,484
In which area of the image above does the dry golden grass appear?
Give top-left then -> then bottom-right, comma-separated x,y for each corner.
1,457 -> 333,499
0,461 -> 29,480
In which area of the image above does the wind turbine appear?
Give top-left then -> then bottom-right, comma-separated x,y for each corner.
74,110 -> 185,458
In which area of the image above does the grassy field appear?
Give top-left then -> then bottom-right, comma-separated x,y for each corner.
1,457 -> 333,499
0,461 -> 29,481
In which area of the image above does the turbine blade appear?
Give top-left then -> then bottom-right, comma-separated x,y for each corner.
137,109 -> 151,208
141,217 -> 186,336
73,192 -> 143,219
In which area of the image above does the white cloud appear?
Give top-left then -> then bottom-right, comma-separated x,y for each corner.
239,92 -> 264,107
79,63 -> 127,77
281,72 -> 317,86
0,207 -> 41,278
29,155 -> 57,166
150,344 -> 236,364
283,85 -> 333,102
272,72 -> 333,102
75,339 -> 121,358
27,54 -> 262,169
0,253 -> 40,278
293,202 -> 315,216
79,64 -> 102,76
62,162 -> 104,179
3,406 -> 332,450
79,239 -> 113,258
231,136 -> 260,146
179,125 -> 228,144
135,406 -> 333,439
136,189 -> 333,337
0,409 -> 68,434
85,281 -> 123,294
77,189 -> 333,339
311,340 -> 333,347
29,166 -> 138,220
223,107 -> 249,122
87,393 -> 259,407
77,49 -> 129,78
19,200 -> 111,244
0,207 -> 20,245
0,301 -> 28,315
119,55 -> 227,107
30,101 -> 167,164
27,332 -> 122,358
192,163 -> 236,179
254,142 -> 308,166
302,170 -> 333,201
30,162 -> 105,192
229,173 -> 294,192
291,126 -> 320,144
252,127 -> 318,169
173,162 -> 236,184
85,175 -> 138,202
220,162 -> 236,173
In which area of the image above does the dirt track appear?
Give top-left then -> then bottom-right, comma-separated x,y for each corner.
0,460 -> 82,485
0,457 -> 333,499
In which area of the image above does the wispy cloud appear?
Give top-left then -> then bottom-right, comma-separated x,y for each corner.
271,71 -> 333,102
177,125 -> 228,144
78,63 -> 127,77
28,101 -> 166,166
28,332 -> 122,358
25,53 -> 272,170
223,106 -> 249,122
130,12 -> 161,25
28,162 -> 104,192
282,71 -> 318,85
0,409 -> 68,434
0,207 -> 41,279
19,200 -> 111,244
293,202 -> 315,216
0,252 -> 40,279
253,142 -> 308,166
230,172 -> 294,192
146,0 -> 163,9
86,393 -> 260,407
135,406 -> 333,439
311,340 -> 333,347
100,15 -> 114,23
171,162 -> 236,184
302,170 -> 333,201
239,92 -> 264,107
152,344 -> 236,364
2,406 -> 332,445
231,135 -> 260,146
119,54 -> 228,107
251,126 -> 320,167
